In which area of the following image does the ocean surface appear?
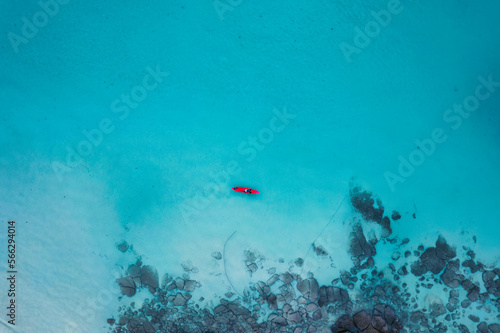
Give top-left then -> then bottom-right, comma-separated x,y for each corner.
1,0 -> 499,332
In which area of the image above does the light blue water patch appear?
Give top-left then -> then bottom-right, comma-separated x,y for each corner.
1,0 -> 499,332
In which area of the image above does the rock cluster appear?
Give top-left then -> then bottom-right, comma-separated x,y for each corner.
349,185 -> 392,238
117,262 -> 159,296
483,269 -> 500,297
349,186 -> 384,224
111,234 -> 499,333
113,269 -> 357,333
110,187 -> 499,332
331,304 -> 403,332
410,235 -> 456,276
349,222 -> 376,269
244,249 -> 265,276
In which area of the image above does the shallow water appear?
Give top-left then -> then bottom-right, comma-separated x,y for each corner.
1,0 -> 499,332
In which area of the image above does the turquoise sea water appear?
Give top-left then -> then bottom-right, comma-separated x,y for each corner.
1,0 -> 500,332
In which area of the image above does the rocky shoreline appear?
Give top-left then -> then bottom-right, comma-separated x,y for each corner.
108,185 -> 500,333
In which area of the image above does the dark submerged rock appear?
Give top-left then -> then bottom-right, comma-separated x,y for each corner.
211,251 -> 222,260
349,186 -> 384,224
297,278 -> 319,302
353,310 -> 371,330
116,241 -> 129,253
141,265 -> 159,292
489,324 -> 500,333
117,276 -> 136,297
477,322 -> 488,333
440,259 -> 464,288
435,235 -> 456,261
410,235 -> 456,276
349,223 -> 376,267
294,258 -> 304,267
468,314 -> 479,322
380,216 -> 392,238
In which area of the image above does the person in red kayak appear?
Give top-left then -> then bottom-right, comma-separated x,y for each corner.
232,187 -> 259,194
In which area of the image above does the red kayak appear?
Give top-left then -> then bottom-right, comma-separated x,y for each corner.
232,187 -> 259,194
